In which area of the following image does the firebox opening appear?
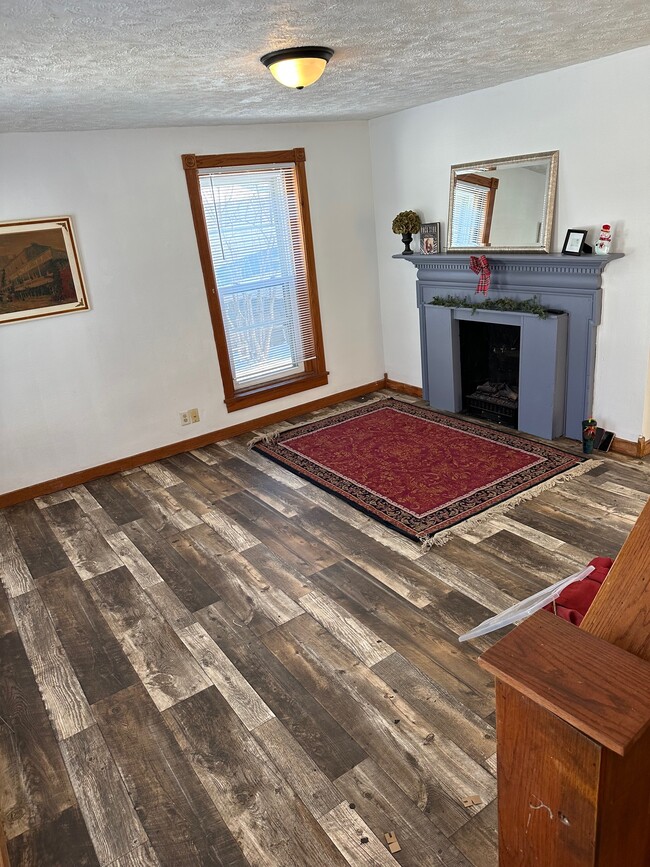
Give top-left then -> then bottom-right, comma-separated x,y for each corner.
459,320 -> 520,428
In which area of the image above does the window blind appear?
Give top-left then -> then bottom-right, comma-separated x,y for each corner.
198,163 -> 315,389
451,180 -> 490,247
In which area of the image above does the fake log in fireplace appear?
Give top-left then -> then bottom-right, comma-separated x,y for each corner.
459,321 -> 520,428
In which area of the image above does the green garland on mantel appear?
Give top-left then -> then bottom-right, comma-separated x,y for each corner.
429,294 -> 550,319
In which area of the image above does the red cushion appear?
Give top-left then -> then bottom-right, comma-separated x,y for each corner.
543,557 -> 613,626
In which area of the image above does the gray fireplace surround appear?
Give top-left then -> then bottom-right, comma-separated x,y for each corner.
395,253 -> 623,440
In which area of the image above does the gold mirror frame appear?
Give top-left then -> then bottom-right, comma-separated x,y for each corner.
446,150 -> 559,254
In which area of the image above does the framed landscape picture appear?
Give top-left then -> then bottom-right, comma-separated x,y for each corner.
420,221 -> 441,254
0,216 -> 89,325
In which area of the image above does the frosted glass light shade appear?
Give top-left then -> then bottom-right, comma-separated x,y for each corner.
268,56 -> 327,89
260,47 -> 334,90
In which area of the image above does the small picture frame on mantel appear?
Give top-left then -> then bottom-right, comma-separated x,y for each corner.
420,222 -> 441,254
562,228 -> 588,256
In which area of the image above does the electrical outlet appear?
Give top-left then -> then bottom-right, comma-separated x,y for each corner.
180,408 -> 199,426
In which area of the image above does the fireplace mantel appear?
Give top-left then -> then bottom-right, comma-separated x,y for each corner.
395,252 -> 624,439
393,252 -> 624,288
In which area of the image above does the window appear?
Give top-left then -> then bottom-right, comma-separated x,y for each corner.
450,173 -> 499,247
182,148 -> 327,411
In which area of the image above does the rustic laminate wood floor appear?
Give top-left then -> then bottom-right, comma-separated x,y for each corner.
1,390 -> 648,867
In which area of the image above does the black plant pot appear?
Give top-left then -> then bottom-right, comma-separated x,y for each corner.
401,232 -> 414,255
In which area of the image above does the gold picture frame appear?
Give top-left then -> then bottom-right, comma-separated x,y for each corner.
0,216 -> 89,325
446,150 -> 559,254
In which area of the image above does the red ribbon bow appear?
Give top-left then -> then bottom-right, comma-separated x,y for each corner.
469,255 -> 491,295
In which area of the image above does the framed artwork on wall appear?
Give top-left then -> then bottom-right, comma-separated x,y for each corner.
420,222 -> 441,254
0,216 -> 89,325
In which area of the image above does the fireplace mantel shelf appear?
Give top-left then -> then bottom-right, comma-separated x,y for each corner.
393,252 -> 624,266
396,251 -> 625,440
425,304 -> 565,319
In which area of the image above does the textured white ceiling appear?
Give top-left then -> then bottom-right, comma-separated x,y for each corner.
2,0 -> 649,132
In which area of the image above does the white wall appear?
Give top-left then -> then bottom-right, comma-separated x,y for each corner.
0,122 -> 384,494
369,46 -> 650,442
3,48 -> 649,495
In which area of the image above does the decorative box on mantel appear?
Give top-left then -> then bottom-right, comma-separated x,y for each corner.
394,253 -> 624,440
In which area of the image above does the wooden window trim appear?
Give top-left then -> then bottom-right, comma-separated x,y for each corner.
182,148 -> 328,412
459,173 -> 499,190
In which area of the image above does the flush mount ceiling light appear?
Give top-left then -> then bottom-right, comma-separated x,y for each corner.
260,46 -> 334,90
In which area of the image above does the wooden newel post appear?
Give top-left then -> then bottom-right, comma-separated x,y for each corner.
478,498 -> 650,867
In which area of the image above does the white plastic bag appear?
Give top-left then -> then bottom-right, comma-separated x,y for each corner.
458,565 -> 595,642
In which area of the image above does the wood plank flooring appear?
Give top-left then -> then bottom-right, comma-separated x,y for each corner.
1,390 -> 648,866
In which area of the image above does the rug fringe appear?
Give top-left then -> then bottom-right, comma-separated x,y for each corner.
419,457 -> 602,550
248,431 -> 280,449
247,393 -> 388,450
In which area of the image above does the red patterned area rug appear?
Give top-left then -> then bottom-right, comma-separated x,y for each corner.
252,398 -> 594,548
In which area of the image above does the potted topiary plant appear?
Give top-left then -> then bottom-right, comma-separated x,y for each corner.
392,210 -> 421,255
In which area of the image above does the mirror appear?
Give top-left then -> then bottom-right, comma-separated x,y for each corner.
447,151 -> 558,253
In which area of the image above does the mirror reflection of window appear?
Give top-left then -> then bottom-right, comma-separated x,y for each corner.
451,174 -> 499,247
447,152 -> 558,253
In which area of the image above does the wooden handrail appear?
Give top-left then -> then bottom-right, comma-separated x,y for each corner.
580,496 -> 650,661
478,610 -> 650,755
478,493 -> 650,866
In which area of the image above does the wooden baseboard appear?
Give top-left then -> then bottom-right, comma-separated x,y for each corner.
0,379 -> 385,509
383,375 -> 423,398
610,436 -> 649,459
